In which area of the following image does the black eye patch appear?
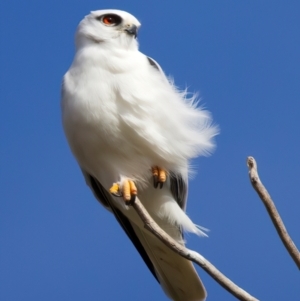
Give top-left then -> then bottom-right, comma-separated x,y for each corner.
96,14 -> 122,26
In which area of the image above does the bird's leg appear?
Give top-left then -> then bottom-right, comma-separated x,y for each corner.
152,166 -> 167,189
109,180 -> 137,204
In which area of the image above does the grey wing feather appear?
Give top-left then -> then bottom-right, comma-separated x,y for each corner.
170,173 -> 188,210
81,171 -> 206,300
81,170 -> 159,282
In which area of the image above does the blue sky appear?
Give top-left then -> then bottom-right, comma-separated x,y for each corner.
1,1 -> 299,300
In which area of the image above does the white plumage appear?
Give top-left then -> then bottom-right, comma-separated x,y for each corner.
61,9 -> 218,301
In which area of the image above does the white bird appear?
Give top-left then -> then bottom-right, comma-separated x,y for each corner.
61,9 -> 218,301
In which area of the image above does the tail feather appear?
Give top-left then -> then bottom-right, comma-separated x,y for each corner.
131,223 -> 206,301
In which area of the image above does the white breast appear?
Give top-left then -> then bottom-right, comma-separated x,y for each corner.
61,45 -> 216,183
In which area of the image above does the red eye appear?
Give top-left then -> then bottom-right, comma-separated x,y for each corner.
100,14 -> 122,26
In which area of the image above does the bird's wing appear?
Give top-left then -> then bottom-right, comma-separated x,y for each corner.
170,173 -> 188,211
147,56 -> 169,82
82,170 -> 159,282
83,171 -> 206,301
147,56 -> 161,71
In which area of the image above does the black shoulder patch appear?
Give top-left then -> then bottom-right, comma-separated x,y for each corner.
170,173 -> 187,210
147,56 -> 160,71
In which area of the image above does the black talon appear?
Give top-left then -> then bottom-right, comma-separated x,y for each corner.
126,194 -> 136,205
153,175 -> 159,188
153,178 -> 163,189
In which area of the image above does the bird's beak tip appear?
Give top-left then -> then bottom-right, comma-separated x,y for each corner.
125,24 -> 138,38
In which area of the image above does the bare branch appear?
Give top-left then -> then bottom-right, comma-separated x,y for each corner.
129,197 -> 259,301
247,156 -> 300,269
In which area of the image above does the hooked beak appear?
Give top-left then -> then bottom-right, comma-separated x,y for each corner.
124,24 -> 138,38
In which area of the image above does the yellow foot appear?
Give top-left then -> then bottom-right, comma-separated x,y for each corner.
152,166 -> 167,189
109,180 -> 137,204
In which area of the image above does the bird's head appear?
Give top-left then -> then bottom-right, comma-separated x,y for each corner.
75,9 -> 141,50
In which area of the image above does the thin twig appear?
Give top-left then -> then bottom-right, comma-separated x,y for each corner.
129,197 -> 259,301
247,156 -> 300,269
